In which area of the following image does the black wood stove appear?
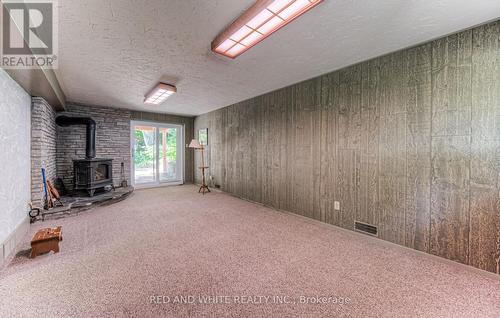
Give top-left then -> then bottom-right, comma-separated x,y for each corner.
56,116 -> 113,196
73,158 -> 113,196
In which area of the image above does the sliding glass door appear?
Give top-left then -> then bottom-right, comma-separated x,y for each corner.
131,121 -> 183,187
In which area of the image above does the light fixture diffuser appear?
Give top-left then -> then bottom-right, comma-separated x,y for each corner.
144,83 -> 177,105
212,0 -> 323,59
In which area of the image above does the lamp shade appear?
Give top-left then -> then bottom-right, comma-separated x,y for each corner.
188,139 -> 202,149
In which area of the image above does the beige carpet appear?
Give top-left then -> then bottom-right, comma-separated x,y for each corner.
1,185 -> 499,317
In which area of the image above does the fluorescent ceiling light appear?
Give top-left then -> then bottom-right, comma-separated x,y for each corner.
212,0 -> 323,59
144,83 -> 177,105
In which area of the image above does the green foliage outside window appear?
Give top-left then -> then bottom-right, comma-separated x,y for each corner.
159,129 -> 177,160
134,129 -> 177,168
134,130 -> 154,168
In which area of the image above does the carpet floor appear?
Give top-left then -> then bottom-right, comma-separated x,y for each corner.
0,185 -> 499,317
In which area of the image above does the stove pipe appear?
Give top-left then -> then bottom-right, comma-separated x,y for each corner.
56,116 -> 96,159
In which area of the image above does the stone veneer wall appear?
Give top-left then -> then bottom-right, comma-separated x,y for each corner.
56,103 -> 132,191
31,97 -> 57,206
50,103 -> 194,192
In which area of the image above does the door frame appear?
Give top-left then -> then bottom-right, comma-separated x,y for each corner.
130,120 -> 184,188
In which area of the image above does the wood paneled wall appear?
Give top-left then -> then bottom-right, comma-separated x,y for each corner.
194,21 -> 500,274
131,111 -> 195,183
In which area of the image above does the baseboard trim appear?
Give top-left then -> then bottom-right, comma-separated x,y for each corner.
222,190 -> 500,280
1,216 -> 29,268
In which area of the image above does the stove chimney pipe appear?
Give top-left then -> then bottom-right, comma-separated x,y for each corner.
55,116 -> 96,159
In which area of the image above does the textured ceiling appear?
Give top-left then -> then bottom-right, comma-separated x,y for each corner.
56,0 -> 500,116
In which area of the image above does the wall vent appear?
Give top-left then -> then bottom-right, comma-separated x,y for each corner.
354,221 -> 378,236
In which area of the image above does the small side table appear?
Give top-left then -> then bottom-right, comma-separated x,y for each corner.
30,226 -> 63,258
198,166 -> 210,195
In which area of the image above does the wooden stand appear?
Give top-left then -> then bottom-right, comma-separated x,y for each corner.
198,166 -> 210,194
198,146 -> 210,195
188,139 -> 211,195
30,226 -> 63,258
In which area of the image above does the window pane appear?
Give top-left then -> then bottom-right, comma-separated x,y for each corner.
134,126 -> 156,184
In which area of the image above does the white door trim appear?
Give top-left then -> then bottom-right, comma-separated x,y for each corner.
130,120 -> 184,189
